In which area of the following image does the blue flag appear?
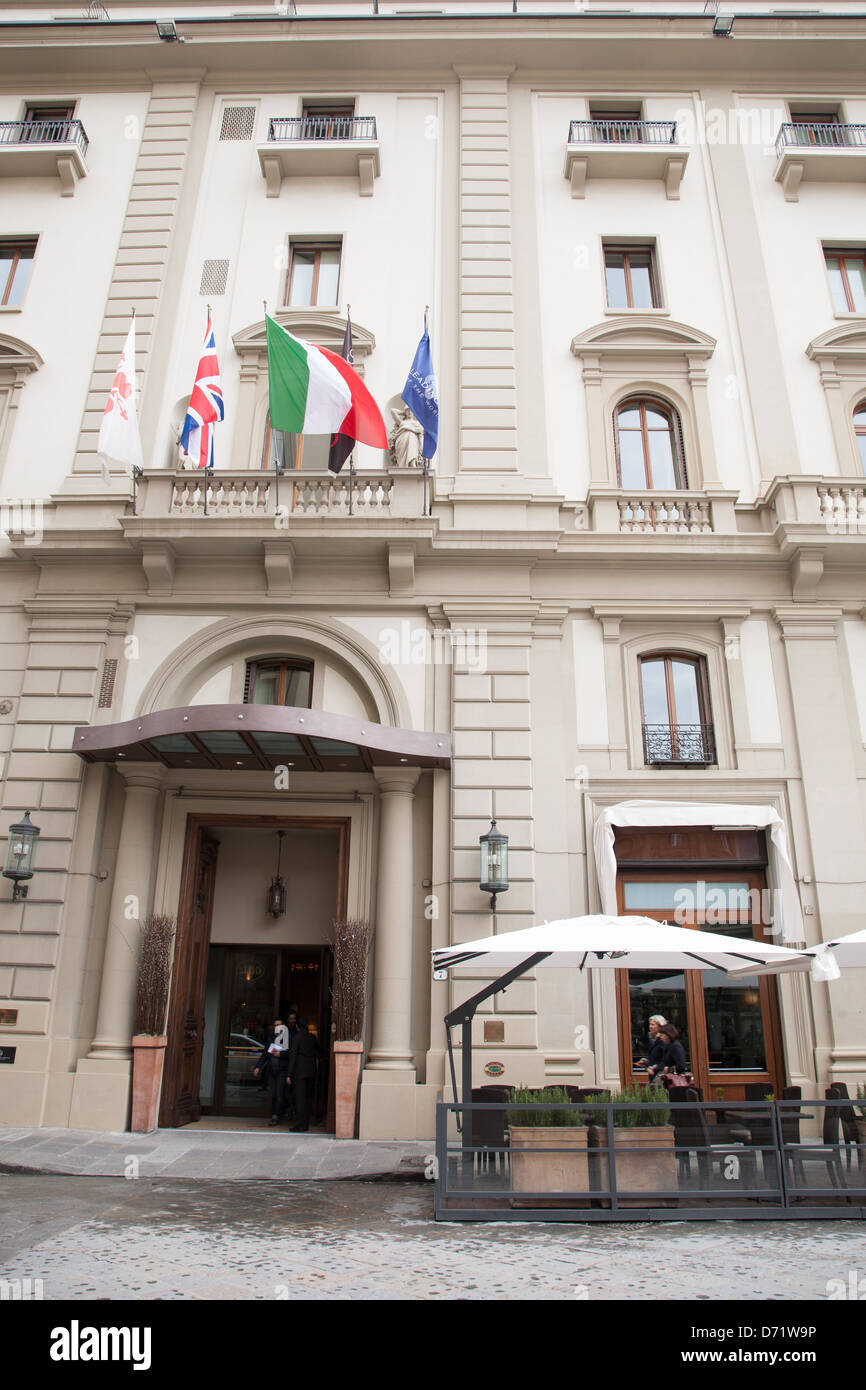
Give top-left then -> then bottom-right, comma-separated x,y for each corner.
401,313 -> 438,459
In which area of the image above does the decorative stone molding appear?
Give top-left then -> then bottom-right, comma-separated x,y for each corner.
570,317 -> 718,488
806,323 -> 866,474
0,333 -> 43,478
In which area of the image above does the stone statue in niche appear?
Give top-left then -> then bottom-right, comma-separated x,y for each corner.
389,404 -> 425,469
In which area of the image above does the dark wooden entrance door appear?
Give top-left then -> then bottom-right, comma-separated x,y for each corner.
159,827 -> 219,1127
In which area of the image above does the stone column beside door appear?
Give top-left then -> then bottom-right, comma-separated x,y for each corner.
70,763 -> 165,1131
359,766 -> 420,1138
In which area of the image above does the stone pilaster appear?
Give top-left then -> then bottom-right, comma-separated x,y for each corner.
455,68 -> 519,478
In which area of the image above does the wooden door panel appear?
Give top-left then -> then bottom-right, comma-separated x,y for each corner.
159,829 -> 219,1127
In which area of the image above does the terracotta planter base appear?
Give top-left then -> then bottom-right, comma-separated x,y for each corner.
130,1035 -> 167,1134
334,1041 -> 364,1140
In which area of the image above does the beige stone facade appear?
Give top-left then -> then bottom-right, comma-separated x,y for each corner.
1,3 -> 865,1137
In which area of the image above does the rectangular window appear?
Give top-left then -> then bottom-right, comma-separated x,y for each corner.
0,239 -> 37,308
788,106 -> 842,147
244,659 -> 313,708
285,241 -> 341,308
604,242 -> 659,309
22,104 -> 75,143
639,653 -> 714,765
300,102 -> 355,140
589,104 -> 642,143
824,248 -> 866,314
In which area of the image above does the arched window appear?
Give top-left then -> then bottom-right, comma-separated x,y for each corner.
261,412 -> 330,472
855,401 -> 866,474
615,397 -> 686,490
639,652 -> 714,765
244,657 -> 313,708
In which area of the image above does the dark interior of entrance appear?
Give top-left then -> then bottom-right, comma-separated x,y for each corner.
201,944 -> 333,1120
160,817 -> 346,1130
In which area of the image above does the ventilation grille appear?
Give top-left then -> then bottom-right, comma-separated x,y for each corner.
220,106 -> 256,141
98,658 -> 118,709
200,259 -> 230,296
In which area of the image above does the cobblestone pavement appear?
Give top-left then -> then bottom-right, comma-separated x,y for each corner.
1,1175 -> 864,1300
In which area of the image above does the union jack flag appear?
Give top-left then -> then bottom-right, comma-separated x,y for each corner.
180,315 -> 224,469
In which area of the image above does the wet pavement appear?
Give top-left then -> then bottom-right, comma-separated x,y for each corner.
1,1174 -> 865,1300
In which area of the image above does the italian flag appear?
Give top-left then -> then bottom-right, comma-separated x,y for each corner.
266,315 -> 388,451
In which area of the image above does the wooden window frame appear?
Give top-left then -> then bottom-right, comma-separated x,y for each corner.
603,241 -> 660,309
244,657 -> 314,708
284,240 -> 341,309
24,104 -> 75,122
825,248 -> 866,314
614,863 -> 786,1101
638,651 -> 713,765
0,238 -> 37,308
615,396 -> 686,489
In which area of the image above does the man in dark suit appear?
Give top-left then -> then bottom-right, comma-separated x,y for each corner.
286,1018 -> 318,1132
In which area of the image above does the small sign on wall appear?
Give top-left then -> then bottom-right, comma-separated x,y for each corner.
0,1047 -> 16,1065
0,1010 -> 17,1026
484,1061 -> 505,1078
483,1020 -> 505,1043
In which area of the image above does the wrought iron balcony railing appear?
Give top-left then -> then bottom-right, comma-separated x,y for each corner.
267,116 -> 377,143
775,122 -> 866,157
568,119 -> 677,146
642,723 -> 716,766
0,118 -> 89,156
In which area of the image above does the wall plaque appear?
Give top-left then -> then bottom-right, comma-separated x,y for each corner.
0,1047 -> 16,1064
483,1019 -> 505,1043
0,1010 -> 17,1026
484,1061 -> 505,1078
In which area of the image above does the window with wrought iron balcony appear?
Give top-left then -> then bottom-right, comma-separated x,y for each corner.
564,106 -> 687,199
0,105 -> 89,195
639,654 -> 716,767
774,106 -> 866,202
258,104 -> 381,198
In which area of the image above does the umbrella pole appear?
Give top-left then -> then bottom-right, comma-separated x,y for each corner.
443,952 -> 550,1159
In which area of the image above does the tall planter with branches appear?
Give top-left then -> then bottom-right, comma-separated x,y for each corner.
331,918 -> 372,1139
130,914 -> 176,1133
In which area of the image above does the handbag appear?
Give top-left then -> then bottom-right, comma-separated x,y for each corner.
661,1069 -> 694,1090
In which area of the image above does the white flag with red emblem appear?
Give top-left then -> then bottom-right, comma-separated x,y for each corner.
97,317 -> 143,485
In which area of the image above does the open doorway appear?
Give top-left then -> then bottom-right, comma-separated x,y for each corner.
160,815 -> 348,1129
201,944 -> 333,1120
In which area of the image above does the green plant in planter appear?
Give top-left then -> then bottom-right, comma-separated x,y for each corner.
583,1084 -> 670,1128
507,1086 -> 585,1127
856,1084 -> 866,1121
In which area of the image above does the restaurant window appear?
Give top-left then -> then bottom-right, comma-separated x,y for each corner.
243,658 -> 313,708
615,396 -> 686,490
285,241 -> 341,308
855,401 -> 866,474
639,652 -> 715,765
824,248 -> 866,314
613,826 -> 784,1103
0,239 -> 37,308
604,242 -> 660,310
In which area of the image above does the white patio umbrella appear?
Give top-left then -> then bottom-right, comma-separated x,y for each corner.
433,913 -> 812,975
819,927 -> 866,967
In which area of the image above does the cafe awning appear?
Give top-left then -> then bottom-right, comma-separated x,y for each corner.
73,704 -> 451,773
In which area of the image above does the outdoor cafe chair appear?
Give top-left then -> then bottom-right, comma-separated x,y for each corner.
827,1084 -> 862,1173
784,1101 -> 848,1201
470,1086 -> 510,1176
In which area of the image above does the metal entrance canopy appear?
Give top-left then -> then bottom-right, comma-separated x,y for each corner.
73,704 -> 451,773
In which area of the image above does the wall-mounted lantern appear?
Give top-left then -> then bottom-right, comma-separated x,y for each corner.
3,812 -> 40,901
479,819 -> 509,911
266,829 -> 287,918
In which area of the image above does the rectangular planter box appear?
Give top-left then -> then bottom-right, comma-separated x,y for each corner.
509,1125 -> 591,1208
589,1124 -> 677,1208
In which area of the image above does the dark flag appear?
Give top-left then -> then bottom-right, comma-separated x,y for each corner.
327,311 -> 356,474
